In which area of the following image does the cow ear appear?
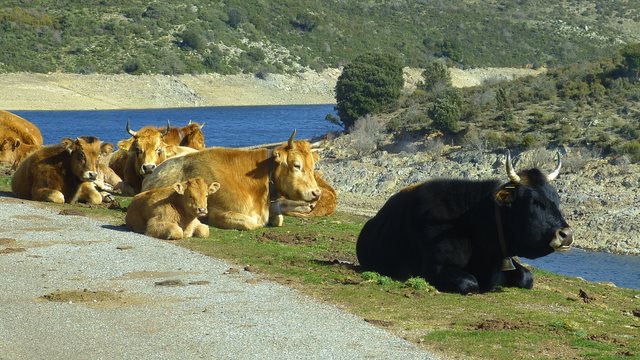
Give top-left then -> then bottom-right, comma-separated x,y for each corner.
208,182 -> 220,195
495,187 -> 514,206
273,148 -> 285,164
173,182 -> 185,195
61,138 -> 74,153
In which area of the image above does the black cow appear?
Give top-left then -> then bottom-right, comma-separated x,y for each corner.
356,151 -> 573,294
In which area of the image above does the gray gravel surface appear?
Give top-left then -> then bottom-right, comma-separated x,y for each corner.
0,198 -> 437,360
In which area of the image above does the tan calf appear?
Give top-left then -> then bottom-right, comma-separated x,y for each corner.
12,137 -> 103,204
125,177 -> 220,240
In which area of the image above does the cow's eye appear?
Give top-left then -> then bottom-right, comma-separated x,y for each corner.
78,152 -> 85,161
293,162 -> 302,170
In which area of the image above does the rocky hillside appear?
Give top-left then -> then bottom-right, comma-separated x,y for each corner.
316,133 -> 639,255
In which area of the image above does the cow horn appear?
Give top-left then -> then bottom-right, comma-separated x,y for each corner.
199,122 -> 205,129
287,129 -> 297,149
162,120 -> 171,136
505,150 -> 521,184
188,119 -> 192,125
126,120 -> 137,137
546,151 -> 562,181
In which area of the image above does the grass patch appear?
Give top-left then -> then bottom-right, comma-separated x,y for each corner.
0,174 -> 638,360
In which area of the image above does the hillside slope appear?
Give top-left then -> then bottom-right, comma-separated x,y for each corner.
1,1 -> 639,74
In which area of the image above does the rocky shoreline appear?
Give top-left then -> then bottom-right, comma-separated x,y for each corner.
316,133 -> 639,256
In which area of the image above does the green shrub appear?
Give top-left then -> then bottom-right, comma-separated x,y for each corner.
429,89 -> 463,133
404,277 -> 436,292
621,140 -> 640,162
177,26 -> 206,52
361,271 -> 394,286
335,52 -> 404,130
620,43 -> 640,80
419,60 -> 450,92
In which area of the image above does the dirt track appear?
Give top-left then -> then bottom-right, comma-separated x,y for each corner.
0,197 -> 435,359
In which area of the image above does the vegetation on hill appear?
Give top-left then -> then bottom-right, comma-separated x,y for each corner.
1,1 -> 639,75
334,53 -> 404,130
349,46 -> 640,162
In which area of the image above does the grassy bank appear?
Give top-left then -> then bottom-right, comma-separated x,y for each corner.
0,175 -> 638,359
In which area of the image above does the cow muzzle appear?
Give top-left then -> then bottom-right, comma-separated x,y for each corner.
549,227 -> 573,252
140,163 -> 156,175
197,208 -> 208,217
310,188 -> 321,202
83,171 -> 98,181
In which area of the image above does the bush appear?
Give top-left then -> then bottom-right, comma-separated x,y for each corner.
621,140 -> 640,162
620,43 -> 640,81
361,271 -> 394,286
419,60 -> 450,92
177,26 -> 206,52
226,7 -> 246,29
335,52 -> 404,130
349,115 -> 384,155
404,277 -> 436,292
429,89 -> 463,133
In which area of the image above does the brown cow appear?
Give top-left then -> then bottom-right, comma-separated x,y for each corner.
180,120 -> 206,150
158,122 -> 181,146
282,171 -> 336,217
0,110 -> 43,168
141,130 -> 321,230
120,121 -> 170,196
126,177 -> 220,240
93,142 -> 122,192
0,137 -> 40,169
12,136 -> 103,204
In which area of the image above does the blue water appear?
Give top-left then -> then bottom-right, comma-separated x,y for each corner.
13,105 -> 341,148
525,249 -> 640,290
9,106 -> 640,291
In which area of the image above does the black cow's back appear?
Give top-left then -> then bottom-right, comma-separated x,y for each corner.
356,179 -> 501,280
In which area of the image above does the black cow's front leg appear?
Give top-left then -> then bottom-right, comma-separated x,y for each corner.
492,260 -> 534,290
429,265 -> 480,294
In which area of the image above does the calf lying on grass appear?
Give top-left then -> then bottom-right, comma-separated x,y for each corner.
125,177 -> 220,240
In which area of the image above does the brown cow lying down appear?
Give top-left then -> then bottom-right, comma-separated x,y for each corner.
0,138 -> 40,169
12,136 -> 104,204
125,177 -> 220,240
282,171 -> 336,217
141,130 -> 321,230
0,110 -> 44,169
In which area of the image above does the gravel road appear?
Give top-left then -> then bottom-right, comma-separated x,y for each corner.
0,197 -> 436,360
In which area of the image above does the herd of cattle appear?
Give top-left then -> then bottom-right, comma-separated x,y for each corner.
1,109 -> 573,294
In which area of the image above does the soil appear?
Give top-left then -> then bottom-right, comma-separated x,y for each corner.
39,289 -> 149,308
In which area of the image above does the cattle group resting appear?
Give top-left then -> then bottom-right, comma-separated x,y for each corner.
4,109 -> 576,295
141,130 -> 322,230
356,151 -> 573,294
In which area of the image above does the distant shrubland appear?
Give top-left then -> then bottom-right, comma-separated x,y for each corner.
1,1 -> 639,74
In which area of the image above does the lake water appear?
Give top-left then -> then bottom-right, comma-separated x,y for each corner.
10,106 -> 640,290
14,105 -> 341,147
